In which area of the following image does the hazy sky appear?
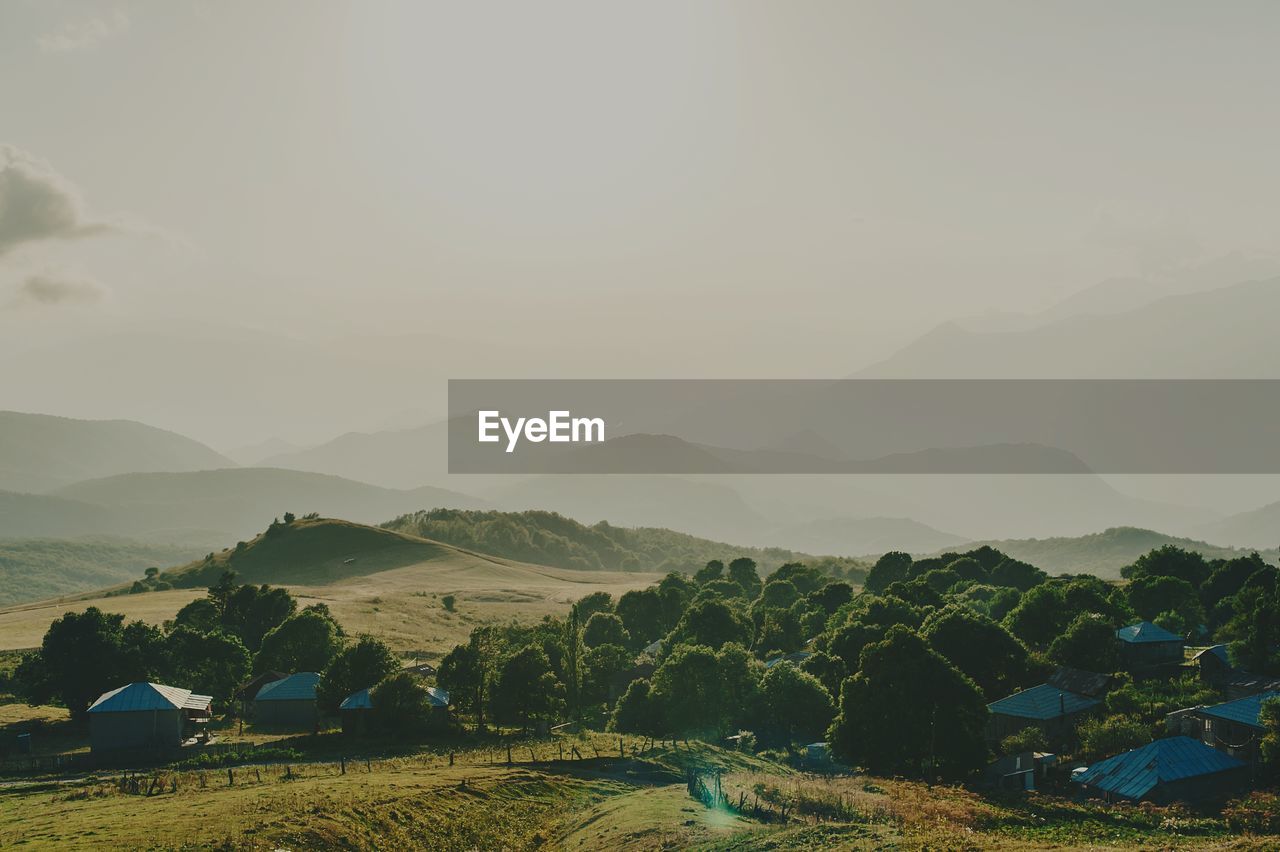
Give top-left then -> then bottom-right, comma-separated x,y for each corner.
3,0 -> 1280,446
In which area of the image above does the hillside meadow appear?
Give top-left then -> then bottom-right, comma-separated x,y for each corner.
0,527 -> 659,655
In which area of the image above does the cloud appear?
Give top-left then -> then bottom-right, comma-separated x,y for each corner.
9,270 -> 107,308
37,9 -> 130,53
0,145 -> 115,256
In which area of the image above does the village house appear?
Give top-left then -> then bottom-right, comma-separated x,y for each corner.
986,667 -> 1110,747
1191,645 -> 1233,685
984,751 -> 1057,792
253,672 -> 321,729
1116,621 -> 1185,675
1180,691 -> 1280,766
233,670 -> 287,718
1072,736 -> 1248,804
88,682 -> 212,754
339,684 -> 450,735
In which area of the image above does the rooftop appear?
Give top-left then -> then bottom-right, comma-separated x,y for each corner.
88,682 -> 212,714
988,683 -> 1100,720
1198,691 -> 1280,729
1192,645 -> 1231,666
1072,736 -> 1245,801
339,684 -> 449,712
1116,621 -> 1184,644
255,672 -> 321,702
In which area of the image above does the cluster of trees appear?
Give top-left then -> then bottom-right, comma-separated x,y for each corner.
13,568 -> 425,730
430,540 -> 1278,781
383,508 -> 866,582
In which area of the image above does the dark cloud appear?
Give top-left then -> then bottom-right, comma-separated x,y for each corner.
0,145 -> 114,256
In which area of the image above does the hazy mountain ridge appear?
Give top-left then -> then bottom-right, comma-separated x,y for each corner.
0,410 -> 235,494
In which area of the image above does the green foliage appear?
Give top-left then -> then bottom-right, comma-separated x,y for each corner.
922,605 -> 1029,700
1102,675 -> 1221,724
667,597 -> 752,652
1126,574 -> 1203,628
437,640 -> 487,731
441,594 -> 456,612
1077,714 -> 1151,761
581,612 -> 629,649
370,672 -> 435,733
754,662 -> 833,746
989,558 -> 1046,592
1048,613 -> 1120,673
13,607 -> 166,718
581,643 -> 632,709
1226,586 -> 1280,675
1003,584 -> 1069,649
649,643 -> 759,737
1001,726 -> 1049,755
1122,545 -> 1211,588
799,650 -> 846,698
254,609 -> 343,674
165,627 -> 251,709
611,678 -> 663,736
615,588 -> 664,647
317,635 -> 400,713
728,557 -> 763,599
1260,697 -> 1280,777
573,591 -> 614,620
491,645 -> 564,733
828,626 -> 989,779
865,551 -> 912,594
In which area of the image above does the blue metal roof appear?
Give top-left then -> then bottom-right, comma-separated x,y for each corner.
1200,691 -> 1280,729
1193,644 -> 1231,666
339,688 -> 373,711
1116,621 -> 1183,644
88,682 -> 212,713
988,683 -> 1100,720
1072,736 -> 1245,801
255,672 -> 320,702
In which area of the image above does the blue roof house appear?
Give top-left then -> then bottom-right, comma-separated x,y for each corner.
1116,621 -> 1184,674
1072,736 -> 1248,803
253,672 -> 321,729
88,682 -> 213,753
1189,691 -> 1280,764
987,683 -> 1101,747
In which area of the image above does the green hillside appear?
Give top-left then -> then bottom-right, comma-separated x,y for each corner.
0,537 -> 208,607
382,508 -> 867,578
153,516 -> 458,589
964,526 -> 1279,579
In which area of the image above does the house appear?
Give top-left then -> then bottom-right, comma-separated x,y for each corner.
805,742 -> 830,763
984,751 -> 1057,791
764,651 -> 812,670
233,670 -> 287,717
1184,691 -> 1280,765
987,683 -> 1101,746
1046,666 -> 1111,698
88,682 -> 212,754
1191,645 -> 1233,685
338,684 -> 450,735
1072,736 -> 1248,803
253,672 -> 321,729
1116,621 -> 1184,675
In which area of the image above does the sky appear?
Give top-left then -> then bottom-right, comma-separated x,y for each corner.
2,0 -> 1280,447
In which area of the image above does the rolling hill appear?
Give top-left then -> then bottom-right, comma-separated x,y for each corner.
1200,500 -> 1280,551
766,516 -> 969,557
48,467 -> 488,543
0,410 -> 234,494
956,526 -> 1280,579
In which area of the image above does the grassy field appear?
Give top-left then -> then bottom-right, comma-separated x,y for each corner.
0,538 -> 659,655
0,736 -> 1272,850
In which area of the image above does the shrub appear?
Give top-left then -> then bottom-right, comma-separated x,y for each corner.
442,595 -> 456,612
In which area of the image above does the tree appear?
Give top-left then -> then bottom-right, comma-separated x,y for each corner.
1227,586 -> 1280,676
946,557 -> 987,584
825,621 -> 886,673
438,642 -> 486,732
254,610 -> 343,674
1126,575 -> 1204,629
582,613 -> 630,649
754,662 -> 833,746
922,606 -> 1028,700
667,598 -> 752,651
172,597 -> 221,633
657,573 -> 697,631
1077,714 -> 1150,761
582,643 -> 632,708
574,591 -> 614,620
316,635 -> 400,713
1048,613 -> 1120,673
771,563 -> 826,595
921,567 -> 961,594
165,627 -> 252,710
989,558 -> 1046,592
371,672 -> 433,733
828,626 -> 988,779
13,608 -> 163,718
757,579 -> 800,610
1003,584 -> 1069,649
694,560 -> 725,585
616,588 -> 665,647
866,551 -> 912,594
1260,696 -> 1280,777
649,643 -> 758,738
491,645 -> 563,734
728,557 -> 762,599
800,650 -> 847,698
808,582 -> 854,615
611,679 -> 664,736
221,584 -> 297,652
1123,545 -> 1211,588
441,595 -> 456,612
1001,726 -> 1048,755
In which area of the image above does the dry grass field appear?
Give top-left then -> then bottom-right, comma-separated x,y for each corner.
0,533 -> 660,656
